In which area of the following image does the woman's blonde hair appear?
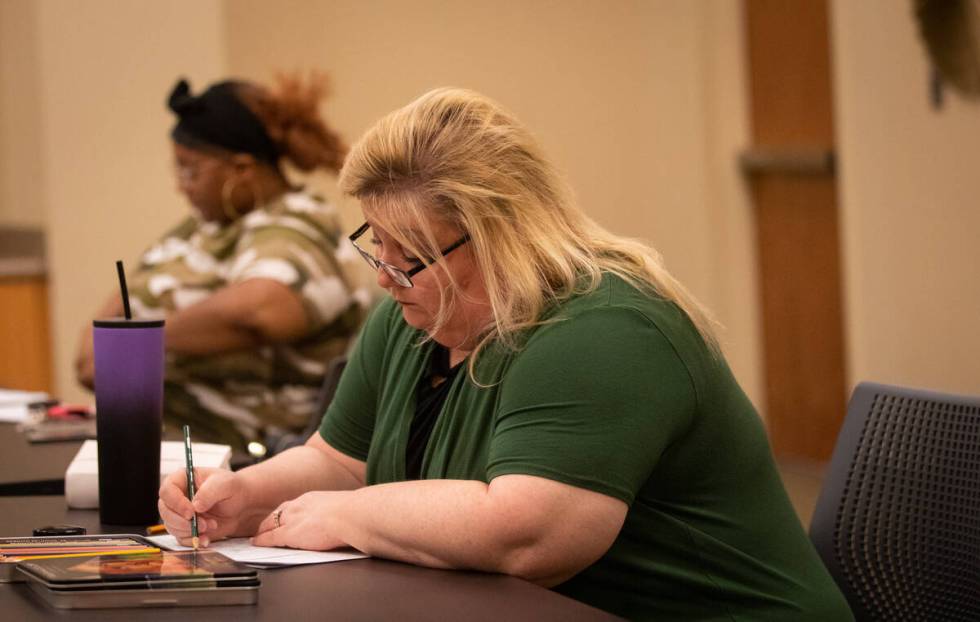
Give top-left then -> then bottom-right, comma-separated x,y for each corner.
339,87 -> 720,367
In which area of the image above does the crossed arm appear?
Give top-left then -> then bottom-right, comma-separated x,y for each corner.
158,433 -> 628,587
75,278 -> 308,388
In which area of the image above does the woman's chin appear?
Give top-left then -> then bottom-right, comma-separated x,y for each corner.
399,304 -> 432,331
189,202 -> 222,222
191,207 -> 213,222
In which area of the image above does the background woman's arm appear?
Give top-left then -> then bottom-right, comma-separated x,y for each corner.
75,278 -> 309,388
162,278 -> 309,354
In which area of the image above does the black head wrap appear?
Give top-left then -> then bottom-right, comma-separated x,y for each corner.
167,78 -> 279,164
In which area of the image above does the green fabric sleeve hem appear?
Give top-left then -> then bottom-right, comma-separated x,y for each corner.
319,419 -> 369,463
486,463 -> 635,505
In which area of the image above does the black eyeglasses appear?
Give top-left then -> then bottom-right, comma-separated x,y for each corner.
348,222 -> 471,288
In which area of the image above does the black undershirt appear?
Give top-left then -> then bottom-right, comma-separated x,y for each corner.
406,344 -> 462,480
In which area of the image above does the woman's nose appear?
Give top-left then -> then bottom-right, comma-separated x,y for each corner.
375,265 -> 397,289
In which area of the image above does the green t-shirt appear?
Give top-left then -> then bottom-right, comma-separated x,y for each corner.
320,275 -> 852,621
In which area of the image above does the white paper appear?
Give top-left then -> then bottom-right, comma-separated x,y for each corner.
66,440 -> 233,509
148,534 -> 368,567
0,404 -> 30,423
0,388 -> 49,405
0,389 -> 49,422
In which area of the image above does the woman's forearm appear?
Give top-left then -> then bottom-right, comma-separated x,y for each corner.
164,279 -> 308,355
78,288 -> 259,376
332,480 -> 545,578
163,301 -> 262,354
313,476 -> 624,587
242,449 -> 361,510
234,438 -> 366,536
81,279 -> 308,361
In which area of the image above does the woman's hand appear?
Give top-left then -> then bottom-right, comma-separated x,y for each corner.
251,490 -> 352,551
76,294 -> 125,390
158,438 -> 366,550
74,325 -> 96,390
158,467 -> 263,547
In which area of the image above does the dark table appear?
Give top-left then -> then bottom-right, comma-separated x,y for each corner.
0,423 -> 81,495
0,496 -> 620,620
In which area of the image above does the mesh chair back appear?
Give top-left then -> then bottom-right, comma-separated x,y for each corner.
810,381 -> 980,621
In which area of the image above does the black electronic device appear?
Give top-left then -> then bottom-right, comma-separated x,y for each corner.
33,525 -> 87,537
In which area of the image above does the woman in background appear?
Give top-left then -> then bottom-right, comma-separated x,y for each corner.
159,87 -> 851,620
75,75 -> 364,453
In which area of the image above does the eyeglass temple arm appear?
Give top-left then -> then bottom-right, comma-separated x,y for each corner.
405,234 -> 472,277
348,222 -> 370,242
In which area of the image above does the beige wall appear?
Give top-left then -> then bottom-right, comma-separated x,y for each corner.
5,0 -> 973,445
832,1 -> 980,395
33,0 -> 226,403
225,0 -> 763,405
0,0 -> 44,227
8,1 -> 765,409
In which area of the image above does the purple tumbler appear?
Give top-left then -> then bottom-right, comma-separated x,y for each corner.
92,318 -> 165,525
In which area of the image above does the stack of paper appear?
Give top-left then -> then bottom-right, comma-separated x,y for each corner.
0,388 -> 49,423
65,440 -> 232,509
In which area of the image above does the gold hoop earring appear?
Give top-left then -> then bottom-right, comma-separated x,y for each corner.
221,178 -> 242,222
221,178 -> 264,222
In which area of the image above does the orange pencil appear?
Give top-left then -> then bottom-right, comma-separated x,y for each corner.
2,547 -> 160,562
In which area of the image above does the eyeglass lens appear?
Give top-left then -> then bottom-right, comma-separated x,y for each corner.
350,225 -> 414,287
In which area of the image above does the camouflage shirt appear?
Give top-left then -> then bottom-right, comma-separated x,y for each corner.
127,191 -> 364,451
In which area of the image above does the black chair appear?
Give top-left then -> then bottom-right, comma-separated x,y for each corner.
265,355 -> 348,457
810,381 -> 980,621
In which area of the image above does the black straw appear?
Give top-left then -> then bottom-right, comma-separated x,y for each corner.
116,260 -> 132,320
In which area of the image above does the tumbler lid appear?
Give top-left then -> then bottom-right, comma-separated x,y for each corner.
93,318 -> 165,328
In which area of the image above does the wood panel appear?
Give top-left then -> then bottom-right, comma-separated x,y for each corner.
746,0 -> 835,146
744,0 -> 847,462
752,174 -> 847,459
0,276 -> 52,392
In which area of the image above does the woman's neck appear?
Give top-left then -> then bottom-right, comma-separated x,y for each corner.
447,347 -> 471,368
251,171 -> 291,208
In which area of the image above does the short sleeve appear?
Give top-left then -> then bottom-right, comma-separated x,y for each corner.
318,298 -> 395,461
227,209 -> 354,331
487,307 -> 698,504
128,217 -> 200,313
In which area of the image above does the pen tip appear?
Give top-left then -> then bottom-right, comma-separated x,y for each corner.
192,536 -> 199,550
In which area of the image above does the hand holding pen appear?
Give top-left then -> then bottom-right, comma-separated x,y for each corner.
182,425 -> 199,550
158,457 -> 253,546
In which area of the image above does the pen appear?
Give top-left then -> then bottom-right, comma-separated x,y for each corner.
182,425 -> 199,550
145,524 -> 168,535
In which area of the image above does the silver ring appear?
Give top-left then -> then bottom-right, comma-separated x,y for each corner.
274,509 -> 283,529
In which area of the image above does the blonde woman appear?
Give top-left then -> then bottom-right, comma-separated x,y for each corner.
159,88 -> 852,620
